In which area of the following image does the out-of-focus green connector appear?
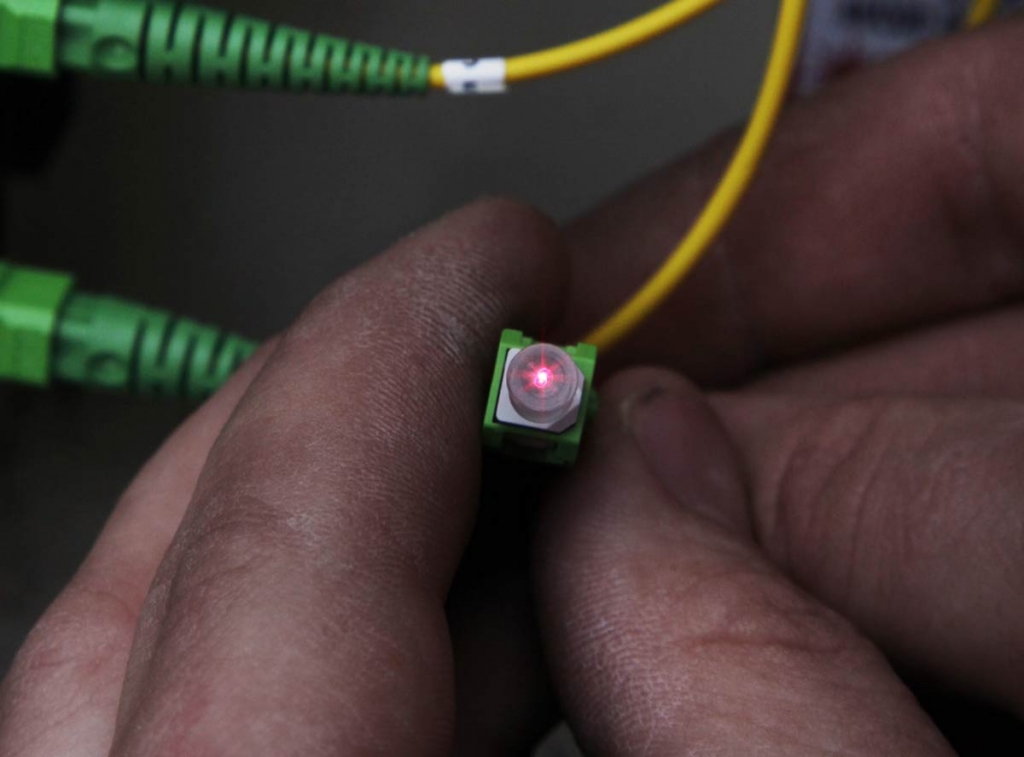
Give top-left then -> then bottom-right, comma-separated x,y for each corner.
56,0 -> 147,79
2,0 -> 432,93
483,329 -> 598,466
54,292 -> 257,398
0,0 -> 60,76
0,261 -> 257,399
0,260 -> 73,384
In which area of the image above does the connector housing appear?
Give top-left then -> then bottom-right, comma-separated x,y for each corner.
483,329 -> 598,466
0,261 -> 256,399
0,261 -> 73,385
53,292 -> 257,399
0,0 -> 60,75
52,0 -> 432,93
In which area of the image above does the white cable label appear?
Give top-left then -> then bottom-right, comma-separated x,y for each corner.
441,58 -> 507,95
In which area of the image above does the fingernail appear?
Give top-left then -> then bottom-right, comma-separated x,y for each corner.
623,384 -> 745,530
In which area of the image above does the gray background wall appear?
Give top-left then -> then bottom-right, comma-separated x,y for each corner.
0,0 -> 774,749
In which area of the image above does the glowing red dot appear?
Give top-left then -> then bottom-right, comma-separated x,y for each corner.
535,368 -> 552,388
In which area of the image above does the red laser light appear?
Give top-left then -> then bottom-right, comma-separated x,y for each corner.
506,344 -> 583,425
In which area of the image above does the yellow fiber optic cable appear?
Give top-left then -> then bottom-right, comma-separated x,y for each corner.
965,0 -> 1001,28
429,0 -> 724,89
583,0 -> 808,352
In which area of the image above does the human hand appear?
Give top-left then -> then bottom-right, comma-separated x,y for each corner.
0,197 -> 576,756
1,15 -> 1022,757
533,16 -> 1024,756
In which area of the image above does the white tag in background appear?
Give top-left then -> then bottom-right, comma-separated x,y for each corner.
798,0 -> 1023,94
440,58 -> 508,95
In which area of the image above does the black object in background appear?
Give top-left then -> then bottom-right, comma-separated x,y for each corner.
1,72 -> 72,265
0,74 -> 72,176
919,686 -> 1024,755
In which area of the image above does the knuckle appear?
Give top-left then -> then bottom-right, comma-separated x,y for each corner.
683,565 -> 861,663
568,526 -> 864,665
771,399 -> 1024,589
767,398 -> 896,576
10,585 -> 135,683
160,493 -> 303,605
156,488 -> 419,625
0,584 -> 136,729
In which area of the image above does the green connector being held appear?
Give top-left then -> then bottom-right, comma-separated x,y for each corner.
483,329 -> 598,466
0,261 -> 256,400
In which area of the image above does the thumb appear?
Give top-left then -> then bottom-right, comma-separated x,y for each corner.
533,368 -> 950,756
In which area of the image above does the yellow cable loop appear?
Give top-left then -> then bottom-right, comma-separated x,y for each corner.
965,0 -> 1000,28
584,0 -> 807,352
429,0 -> 724,89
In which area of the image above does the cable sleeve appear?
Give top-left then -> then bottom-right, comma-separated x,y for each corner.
57,0 -> 431,94
53,291 -> 257,400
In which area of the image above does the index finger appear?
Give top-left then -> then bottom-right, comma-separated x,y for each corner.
560,19 -> 1024,382
108,198 -> 568,756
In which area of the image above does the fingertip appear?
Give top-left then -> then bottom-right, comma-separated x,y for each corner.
405,194 -> 571,338
536,367 -> 751,611
452,195 -> 572,339
283,195 -> 572,380
596,365 -> 700,418
580,366 -> 749,532
457,195 -> 563,250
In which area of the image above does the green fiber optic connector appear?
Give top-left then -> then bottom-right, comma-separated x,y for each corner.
0,0 -> 60,75
0,259 -> 72,383
0,0 -> 432,95
483,329 -> 598,466
0,260 -> 256,399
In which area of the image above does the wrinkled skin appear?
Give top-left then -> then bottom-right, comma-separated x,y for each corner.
2,19 -> 1024,757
